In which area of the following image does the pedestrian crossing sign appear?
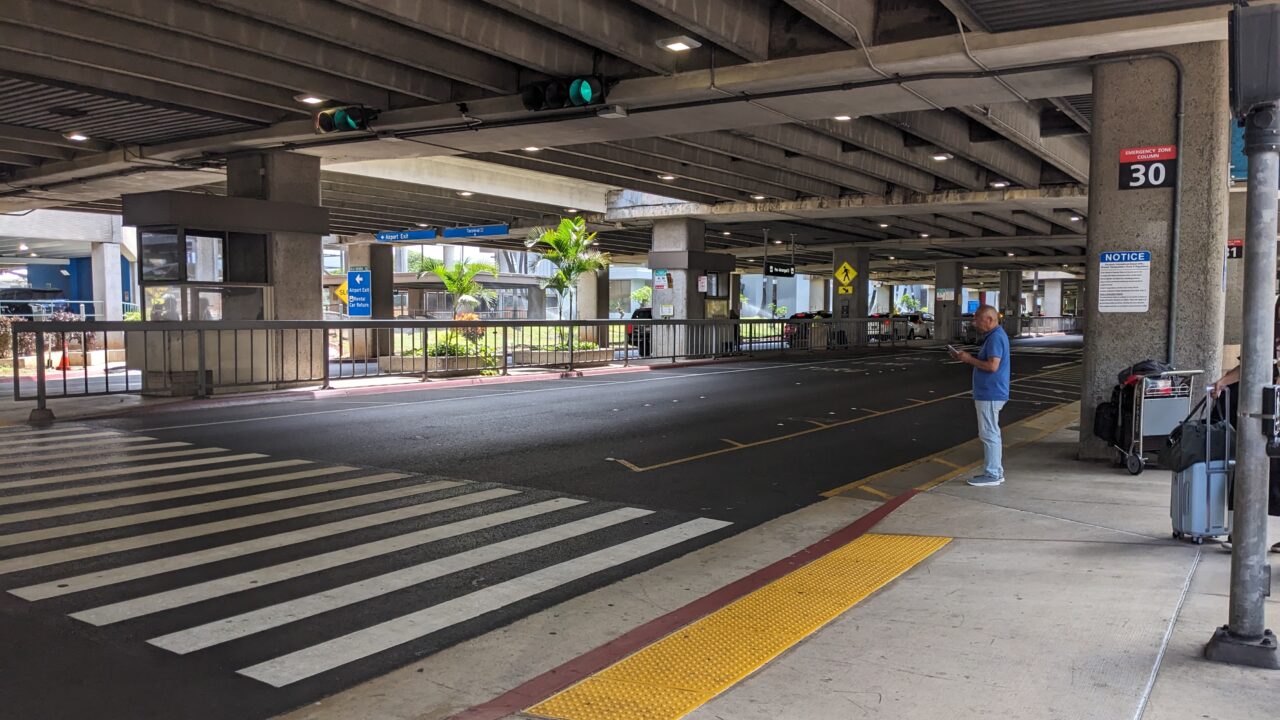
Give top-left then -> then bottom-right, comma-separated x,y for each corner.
837,286 -> 853,295
835,262 -> 857,286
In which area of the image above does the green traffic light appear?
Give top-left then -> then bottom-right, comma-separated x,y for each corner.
568,77 -> 602,106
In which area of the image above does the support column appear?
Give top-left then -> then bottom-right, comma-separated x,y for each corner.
575,269 -> 611,344
1000,270 -> 1023,337
344,243 -> 395,319
1043,280 -> 1064,317
935,261 -> 963,341
1080,42 -> 1230,458
648,219 -> 733,358
831,247 -> 868,320
91,241 -> 122,321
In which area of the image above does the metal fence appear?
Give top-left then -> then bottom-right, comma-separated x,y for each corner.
950,316 -> 1082,342
8,316 -> 917,408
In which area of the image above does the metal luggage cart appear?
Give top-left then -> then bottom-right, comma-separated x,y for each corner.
1116,369 -> 1203,474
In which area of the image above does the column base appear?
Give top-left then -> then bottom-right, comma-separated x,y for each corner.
1204,626 -> 1280,669
27,407 -> 55,425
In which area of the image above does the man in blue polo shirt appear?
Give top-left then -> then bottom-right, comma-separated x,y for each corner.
949,305 -> 1011,486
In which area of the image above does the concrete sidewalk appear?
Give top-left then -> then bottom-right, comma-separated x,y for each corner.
277,407 -> 1278,720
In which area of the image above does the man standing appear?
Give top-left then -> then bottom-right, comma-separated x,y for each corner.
949,305 -> 1011,486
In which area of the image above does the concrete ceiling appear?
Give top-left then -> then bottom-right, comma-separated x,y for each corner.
0,0 -> 1252,275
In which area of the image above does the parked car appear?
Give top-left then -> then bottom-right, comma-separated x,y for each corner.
626,307 -> 652,356
903,312 -> 934,340
0,287 -> 65,317
783,310 -> 851,349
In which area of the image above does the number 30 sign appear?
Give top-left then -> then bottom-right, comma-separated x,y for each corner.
1119,145 -> 1178,190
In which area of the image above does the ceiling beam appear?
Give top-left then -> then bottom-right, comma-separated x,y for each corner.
0,151 -> 42,168
932,215 -> 984,237
883,110 -> 1042,188
481,0 -> 689,74
669,132 -> 884,194
474,151 -> 726,204
555,142 -> 801,200
944,212 -> 1017,236
810,117 -> 987,190
0,140 -> 76,162
0,48 -> 281,124
739,125 -> 915,194
611,137 -> 843,198
629,0 -> 772,62
334,0 -> 596,77
8,1 -> 402,108
984,209 -> 1052,234
957,102 -> 1090,182
184,0 -> 510,94
782,0 -> 875,48
0,122 -> 113,153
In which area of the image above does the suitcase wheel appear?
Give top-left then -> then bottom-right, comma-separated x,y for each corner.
1125,454 -> 1144,475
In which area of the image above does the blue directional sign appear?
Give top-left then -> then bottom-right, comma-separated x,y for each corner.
376,229 -> 437,242
346,269 -> 372,317
442,224 -> 509,239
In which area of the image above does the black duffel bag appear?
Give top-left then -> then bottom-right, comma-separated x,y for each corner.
1159,397 -> 1233,473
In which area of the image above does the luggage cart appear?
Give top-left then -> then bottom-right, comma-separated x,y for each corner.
1116,370 -> 1202,475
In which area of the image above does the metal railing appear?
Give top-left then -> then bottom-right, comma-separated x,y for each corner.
950,316 -> 1083,342
8,316 -> 917,409
0,299 -> 139,320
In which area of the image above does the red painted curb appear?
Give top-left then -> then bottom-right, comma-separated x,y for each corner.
447,489 -> 920,720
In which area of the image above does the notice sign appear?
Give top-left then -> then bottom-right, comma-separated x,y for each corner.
1119,145 -> 1177,190
1228,238 -> 1244,259
653,269 -> 670,290
1098,251 -> 1151,313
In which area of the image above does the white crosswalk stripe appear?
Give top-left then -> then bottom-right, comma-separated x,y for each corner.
0,426 -> 108,441
0,433 -> 151,456
0,426 -> 732,698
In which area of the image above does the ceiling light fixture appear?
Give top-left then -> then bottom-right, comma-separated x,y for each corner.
29,252 -> 37,257
563,208 -> 578,213
833,115 -> 852,122
294,94 -> 326,105
416,223 -> 429,228
522,146 -> 540,152
772,239 -> 783,245
878,223 -> 889,229
1070,215 -> 1082,222
931,152 -> 954,162
456,191 -> 474,197
990,180 -> 1009,189
59,268 -> 71,277
751,194 -> 766,200
920,233 -> 930,238
656,35 -> 702,52
722,231 -> 731,236
657,174 -> 676,180
62,131 -> 89,142
888,256 -> 896,260
18,243 -> 28,251
1007,252 -> 1016,257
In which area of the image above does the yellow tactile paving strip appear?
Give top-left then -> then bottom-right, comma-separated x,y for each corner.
526,533 -> 951,720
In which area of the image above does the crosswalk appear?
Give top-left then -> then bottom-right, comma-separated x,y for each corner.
0,424 -> 730,711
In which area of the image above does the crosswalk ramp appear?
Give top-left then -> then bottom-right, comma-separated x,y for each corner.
0,424 -> 730,716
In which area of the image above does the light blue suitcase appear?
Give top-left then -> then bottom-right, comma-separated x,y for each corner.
1170,390 -> 1231,543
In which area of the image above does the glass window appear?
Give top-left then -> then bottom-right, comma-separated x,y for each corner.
145,286 -> 181,320
226,232 -> 268,283
186,286 -> 264,321
140,231 -> 181,282
185,231 -> 225,283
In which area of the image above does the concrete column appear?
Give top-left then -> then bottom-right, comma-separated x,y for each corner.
1080,41 -> 1230,458
1000,270 -> 1023,337
91,241 -> 122,321
935,261 -> 963,341
1043,280 -> 1064,317
831,247 -> 868,320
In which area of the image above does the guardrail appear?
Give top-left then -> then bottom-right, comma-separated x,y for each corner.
952,316 -> 1082,342
9,317 -> 918,411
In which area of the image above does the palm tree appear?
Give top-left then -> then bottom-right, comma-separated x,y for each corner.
410,254 -> 499,318
525,217 -> 610,320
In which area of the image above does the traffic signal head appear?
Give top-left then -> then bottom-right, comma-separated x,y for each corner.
315,106 -> 379,134
521,77 -> 606,111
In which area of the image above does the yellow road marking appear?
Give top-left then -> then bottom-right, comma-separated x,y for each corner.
805,420 -> 828,428
526,533 -> 951,720
720,438 -> 743,447
611,366 -> 1079,475
932,457 -> 963,469
858,485 -> 893,499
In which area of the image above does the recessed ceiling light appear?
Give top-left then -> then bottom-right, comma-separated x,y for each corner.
62,131 -> 89,142
833,115 -> 852,122
416,223 -> 429,228
294,94 -> 326,105
18,243 -> 28,251
931,152 -> 954,161
964,266 -> 970,270
59,268 -> 71,277
751,194 -> 766,200
657,35 -> 702,52
722,231 -> 731,236
1007,252 -> 1015,257
990,180 -> 1009,189
456,191 -> 474,197
657,174 -> 676,181
878,223 -> 889,229
888,256 -> 896,260
523,146 -> 540,152
1070,215 -> 1082,222
564,208 -> 579,214
29,252 -> 37,257
920,233 -> 930,238
772,239 -> 783,245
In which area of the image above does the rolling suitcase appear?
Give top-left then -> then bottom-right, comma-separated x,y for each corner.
1170,390 -> 1231,543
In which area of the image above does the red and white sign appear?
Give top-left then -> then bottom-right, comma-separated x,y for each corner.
1228,238 -> 1244,259
1120,145 -> 1178,163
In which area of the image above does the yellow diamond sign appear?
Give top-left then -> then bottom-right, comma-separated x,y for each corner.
335,280 -> 349,304
835,261 -> 858,286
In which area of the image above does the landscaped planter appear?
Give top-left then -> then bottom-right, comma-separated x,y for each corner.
511,348 -> 614,367
378,355 -> 488,376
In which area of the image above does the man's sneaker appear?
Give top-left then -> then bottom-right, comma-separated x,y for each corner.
967,475 -> 1004,487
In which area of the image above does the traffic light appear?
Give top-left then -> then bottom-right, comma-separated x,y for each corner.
314,106 -> 379,134
521,77 -> 606,111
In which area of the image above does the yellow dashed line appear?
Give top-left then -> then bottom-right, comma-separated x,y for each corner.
720,438 -> 743,448
858,485 -> 893,499
526,533 -> 951,720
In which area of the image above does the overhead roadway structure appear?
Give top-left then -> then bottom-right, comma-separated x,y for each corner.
0,0 -> 1251,278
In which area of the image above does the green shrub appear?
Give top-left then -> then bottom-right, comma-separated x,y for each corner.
542,340 -> 600,351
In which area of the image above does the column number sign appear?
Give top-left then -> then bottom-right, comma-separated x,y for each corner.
1119,145 -> 1177,190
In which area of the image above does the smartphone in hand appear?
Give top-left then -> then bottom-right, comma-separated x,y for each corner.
946,344 -> 959,357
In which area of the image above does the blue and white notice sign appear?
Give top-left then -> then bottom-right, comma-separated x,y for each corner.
1098,251 -> 1151,313
442,224 -> 509,239
346,269 -> 372,317
376,229 -> 437,242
